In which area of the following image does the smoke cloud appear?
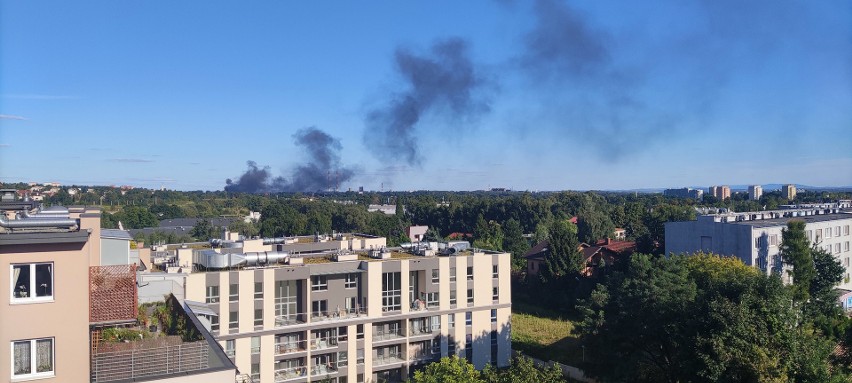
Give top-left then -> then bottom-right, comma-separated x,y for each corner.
516,0 -> 675,161
365,38 -> 492,165
224,127 -> 355,193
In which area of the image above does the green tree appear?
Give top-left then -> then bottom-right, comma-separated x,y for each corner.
781,220 -> 816,302
411,356 -> 484,383
190,218 -> 215,240
577,207 -> 615,244
502,219 -> 530,272
228,220 -> 259,238
481,356 -> 565,383
543,220 -> 582,280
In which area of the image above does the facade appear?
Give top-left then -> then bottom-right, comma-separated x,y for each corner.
1,206 -> 101,382
709,185 -> 731,200
665,208 -> 852,288
181,234 -> 512,383
748,185 -> 763,201
663,188 -> 703,200
101,229 -> 137,265
783,184 -> 797,200
406,226 -> 428,242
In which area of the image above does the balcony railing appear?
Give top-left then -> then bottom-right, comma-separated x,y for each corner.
225,349 -> 236,358
310,306 -> 368,323
274,312 -> 307,327
373,352 -> 405,366
372,329 -> 404,341
274,366 -> 307,382
91,341 -> 208,382
310,336 -> 338,351
275,340 -> 307,355
310,362 -> 338,376
409,352 -> 440,363
409,326 -> 436,336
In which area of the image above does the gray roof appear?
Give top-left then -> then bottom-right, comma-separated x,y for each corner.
101,229 -> 133,240
727,213 -> 852,229
158,218 -> 235,228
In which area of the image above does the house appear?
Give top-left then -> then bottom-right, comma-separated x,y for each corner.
407,225 -> 429,242
525,238 -> 637,277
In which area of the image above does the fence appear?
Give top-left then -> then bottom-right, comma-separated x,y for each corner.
91,340 -> 209,382
90,264 -> 137,323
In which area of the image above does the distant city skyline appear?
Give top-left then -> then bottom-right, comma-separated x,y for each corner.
1,1 -> 850,191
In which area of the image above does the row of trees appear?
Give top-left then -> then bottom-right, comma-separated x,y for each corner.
411,356 -> 566,383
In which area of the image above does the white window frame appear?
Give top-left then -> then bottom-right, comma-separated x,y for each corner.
449,267 -> 457,283
205,285 -> 219,304
10,263 -> 54,304
344,273 -> 357,289
311,276 -> 328,291
11,337 -> 54,379
492,265 -> 498,279
431,269 -> 439,284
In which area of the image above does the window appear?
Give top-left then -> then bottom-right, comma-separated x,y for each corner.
836,226 -> 842,237
845,242 -> 850,252
467,266 -> 474,281
225,339 -> 235,357
836,243 -> 842,254
357,324 -> 364,339
205,285 -> 219,303
382,272 -> 401,311
338,326 -> 348,342
338,351 -> 349,367
431,337 -> 442,354
12,338 -> 53,378
450,290 -> 457,307
430,315 -> 441,332
357,349 -> 365,364
210,315 -> 220,331
312,300 -> 328,318
817,230 -> 823,243
450,267 -> 457,282
845,225 -> 850,236
754,237 -> 761,248
490,330 -> 498,364
826,228 -> 833,238
345,273 -> 357,289
312,276 -> 328,291
806,230 -> 813,243
425,292 -> 439,308
251,363 -> 260,381
467,289 -> 474,305
492,265 -> 498,279
465,312 -> 472,326
492,287 -> 499,302
769,234 -> 778,247
254,282 -> 263,299
448,336 -> 456,356
465,334 -> 473,362
491,309 -> 497,323
229,311 -> 238,329
229,283 -> 238,302
254,308 -> 263,326
251,336 -> 261,354
11,263 -> 53,303
431,269 -> 439,284
448,313 -> 455,328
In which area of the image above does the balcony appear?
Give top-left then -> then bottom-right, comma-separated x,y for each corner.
91,338 -> 209,382
310,362 -> 338,377
409,351 -> 440,363
310,306 -> 368,323
409,326 -> 436,337
274,366 -> 307,382
274,313 -> 307,327
275,340 -> 308,356
372,329 -> 405,342
310,336 -> 338,351
373,353 -> 405,366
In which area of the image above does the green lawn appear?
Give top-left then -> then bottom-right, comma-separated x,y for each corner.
511,304 -> 584,367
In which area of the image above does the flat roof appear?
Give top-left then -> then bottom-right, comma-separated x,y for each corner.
0,230 -> 90,246
101,229 -> 133,240
727,213 -> 852,228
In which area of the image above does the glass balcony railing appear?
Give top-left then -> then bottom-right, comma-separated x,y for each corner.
373,353 -> 405,366
310,337 -> 338,351
274,366 -> 307,382
310,306 -> 368,322
310,362 -> 338,376
274,340 -> 307,355
372,329 -> 404,341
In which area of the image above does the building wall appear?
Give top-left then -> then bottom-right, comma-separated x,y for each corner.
0,240 -> 94,382
101,237 -> 130,265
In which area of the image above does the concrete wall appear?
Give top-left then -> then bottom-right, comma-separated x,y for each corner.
101,237 -> 130,265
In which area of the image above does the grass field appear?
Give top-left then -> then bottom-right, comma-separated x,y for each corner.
511,302 -> 584,367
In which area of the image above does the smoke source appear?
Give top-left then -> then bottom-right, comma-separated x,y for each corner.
365,38 -> 492,165
224,127 -> 355,193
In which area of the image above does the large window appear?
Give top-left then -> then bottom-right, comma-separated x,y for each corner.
467,289 -> 474,305
492,265 -> 498,279
465,311 -> 472,326
11,263 -> 53,303
382,272 -> 401,311
467,266 -> 474,281
12,338 -> 53,378
345,273 -> 358,289
229,283 -> 238,302
425,292 -> 439,308
254,282 -> 264,299
431,269 -> 439,284
205,285 -> 219,304
450,267 -> 457,282
450,290 -> 457,307
229,311 -> 238,329
254,308 -> 263,326
311,276 -> 328,291
275,280 -> 299,322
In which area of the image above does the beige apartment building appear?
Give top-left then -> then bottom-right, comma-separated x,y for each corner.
182,234 -> 512,383
1,203 -> 101,382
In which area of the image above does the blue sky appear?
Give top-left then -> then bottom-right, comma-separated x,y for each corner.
1,1 -> 850,191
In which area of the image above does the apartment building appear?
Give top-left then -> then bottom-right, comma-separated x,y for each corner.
1,191 -> 236,383
748,185 -> 762,201
666,207 -> 852,288
783,184 -> 797,200
1,204 -> 100,382
709,185 -> 731,201
182,234 -> 512,383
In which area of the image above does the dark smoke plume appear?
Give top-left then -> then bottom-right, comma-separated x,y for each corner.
518,0 -> 673,160
365,38 -> 492,165
225,127 -> 355,193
